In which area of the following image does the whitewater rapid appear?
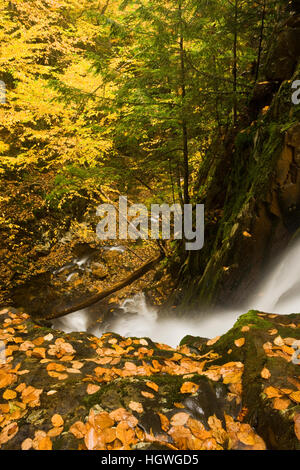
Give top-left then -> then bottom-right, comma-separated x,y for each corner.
52,238 -> 300,347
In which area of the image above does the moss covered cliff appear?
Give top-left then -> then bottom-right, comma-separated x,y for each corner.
177,11 -> 300,308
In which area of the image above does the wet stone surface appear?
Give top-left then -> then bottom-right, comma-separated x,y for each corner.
0,308 -> 299,449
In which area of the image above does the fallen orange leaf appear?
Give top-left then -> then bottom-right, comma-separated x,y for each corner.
234,338 -> 245,348
180,382 -> 199,394
51,414 -> 64,428
128,401 -> 144,413
261,368 -> 271,379
3,389 -> 17,400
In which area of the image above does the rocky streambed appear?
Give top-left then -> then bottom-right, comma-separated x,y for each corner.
0,308 -> 300,450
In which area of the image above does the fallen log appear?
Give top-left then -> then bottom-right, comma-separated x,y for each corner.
38,252 -> 164,322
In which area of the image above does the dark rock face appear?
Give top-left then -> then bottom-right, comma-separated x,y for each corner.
265,14 -> 300,82
181,310 -> 300,450
249,81 -> 279,121
292,0 -> 300,14
0,308 -> 299,450
179,11 -> 300,309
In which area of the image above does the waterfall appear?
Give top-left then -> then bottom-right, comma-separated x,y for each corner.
52,238 -> 300,347
249,239 -> 300,314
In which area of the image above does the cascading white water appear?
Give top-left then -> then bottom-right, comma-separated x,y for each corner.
249,238 -> 300,314
88,293 -> 241,348
52,309 -> 89,334
53,238 -> 300,347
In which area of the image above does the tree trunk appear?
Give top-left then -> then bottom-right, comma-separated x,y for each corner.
37,252 -> 164,322
179,0 -> 190,205
233,0 -> 238,126
255,0 -> 266,83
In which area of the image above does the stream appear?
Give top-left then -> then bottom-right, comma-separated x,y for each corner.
51,238 -> 300,348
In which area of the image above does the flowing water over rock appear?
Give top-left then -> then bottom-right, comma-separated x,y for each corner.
52,238 -> 300,347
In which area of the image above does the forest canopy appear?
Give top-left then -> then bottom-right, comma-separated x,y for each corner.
0,0 -> 294,303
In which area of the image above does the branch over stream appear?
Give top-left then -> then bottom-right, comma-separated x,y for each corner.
38,252 -> 165,322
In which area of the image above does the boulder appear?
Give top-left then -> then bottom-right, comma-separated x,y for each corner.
0,307 -> 299,450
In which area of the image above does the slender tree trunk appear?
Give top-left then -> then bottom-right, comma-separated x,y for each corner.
233,0 -> 238,126
175,166 -> 184,208
169,158 -> 176,205
179,0 -> 190,205
255,0 -> 266,83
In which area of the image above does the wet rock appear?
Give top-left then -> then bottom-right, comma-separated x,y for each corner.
196,310 -> 300,450
249,81 -> 279,121
266,14 -> 300,82
0,308 -> 273,451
